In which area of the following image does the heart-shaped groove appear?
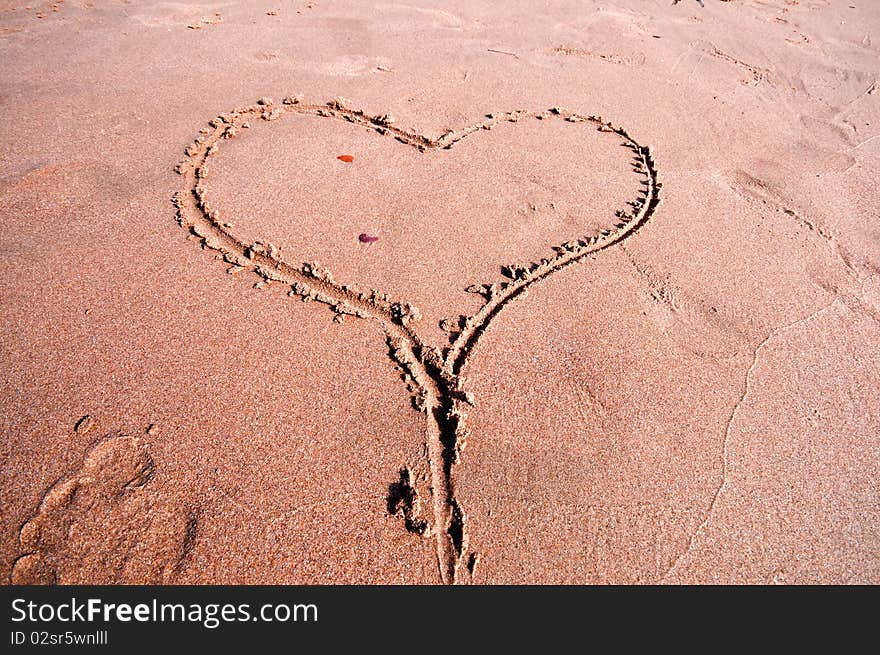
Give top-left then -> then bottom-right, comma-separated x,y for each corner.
173,97 -> 661,584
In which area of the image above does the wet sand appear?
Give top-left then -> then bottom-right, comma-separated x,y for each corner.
1,0 -> 878,584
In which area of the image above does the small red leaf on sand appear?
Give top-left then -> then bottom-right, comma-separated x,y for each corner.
337,154 -> 354,163
359,233 -> 379,243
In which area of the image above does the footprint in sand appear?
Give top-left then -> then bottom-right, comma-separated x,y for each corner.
11,432 -> 197,584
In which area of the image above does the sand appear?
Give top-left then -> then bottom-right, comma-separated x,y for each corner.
1,0 -> 878,585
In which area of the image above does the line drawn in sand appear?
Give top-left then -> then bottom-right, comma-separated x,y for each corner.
174,97 -> 662,584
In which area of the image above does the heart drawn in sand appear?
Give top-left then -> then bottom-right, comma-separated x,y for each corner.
173,97 -> 661,584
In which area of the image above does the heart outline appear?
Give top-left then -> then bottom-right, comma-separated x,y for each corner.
173,98 -> 661,584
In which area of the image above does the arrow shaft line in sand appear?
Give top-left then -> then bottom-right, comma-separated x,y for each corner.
174,98 -> 661,584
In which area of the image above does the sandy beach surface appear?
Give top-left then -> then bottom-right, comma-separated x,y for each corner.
1,0 -> 878,584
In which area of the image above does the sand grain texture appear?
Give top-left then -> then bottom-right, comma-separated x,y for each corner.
1,0 -> 878,584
